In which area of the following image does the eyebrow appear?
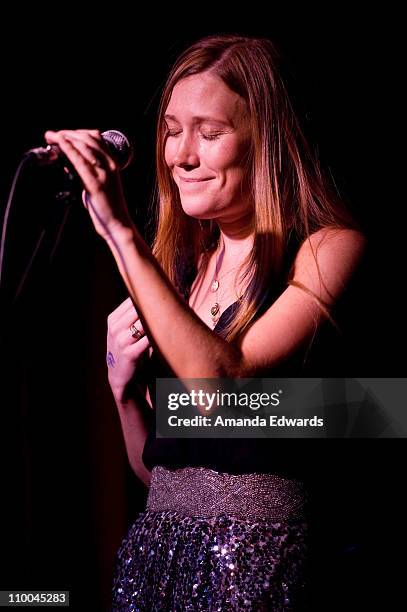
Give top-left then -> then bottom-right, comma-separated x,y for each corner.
164,114 -> 233,127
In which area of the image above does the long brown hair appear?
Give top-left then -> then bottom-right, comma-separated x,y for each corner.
152,34 -> 355,341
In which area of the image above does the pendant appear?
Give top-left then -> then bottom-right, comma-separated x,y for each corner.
210,303 -> 220,317
211,280 -> 219,292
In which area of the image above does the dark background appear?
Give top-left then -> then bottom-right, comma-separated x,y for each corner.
0,7 -> 404,611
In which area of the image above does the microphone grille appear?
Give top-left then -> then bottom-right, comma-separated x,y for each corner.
101,130 -> 134,169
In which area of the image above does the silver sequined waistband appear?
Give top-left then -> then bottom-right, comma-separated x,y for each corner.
146,466 -> 306,522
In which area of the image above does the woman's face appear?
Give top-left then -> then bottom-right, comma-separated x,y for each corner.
164,72 -> 252,221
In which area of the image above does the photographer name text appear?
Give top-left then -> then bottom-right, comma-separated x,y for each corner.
167,415 -> 324,428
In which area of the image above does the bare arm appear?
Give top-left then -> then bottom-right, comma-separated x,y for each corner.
106,224 -> 243,378
45,130 -> 366,378
235,227 -> 367,372
106,225 -> 366,378
112,388 -> 152,488
107,297 -> 153,487
45,129 -> 242,378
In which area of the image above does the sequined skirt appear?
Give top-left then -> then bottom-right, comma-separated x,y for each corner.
112,467 -> 308,611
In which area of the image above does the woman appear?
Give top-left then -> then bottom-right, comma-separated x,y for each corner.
45,35 -> 365,611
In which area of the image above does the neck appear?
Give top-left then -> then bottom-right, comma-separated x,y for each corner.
216,211 -> 254,264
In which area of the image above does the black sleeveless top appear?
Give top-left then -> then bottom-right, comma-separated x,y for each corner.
141,245 -> 367,483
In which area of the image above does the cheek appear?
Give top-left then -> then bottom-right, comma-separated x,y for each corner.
219,170 -> 247,199
207,144 -> 234,169
205,139 -> 248,175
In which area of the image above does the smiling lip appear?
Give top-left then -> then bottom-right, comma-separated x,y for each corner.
178,176 -> 214,182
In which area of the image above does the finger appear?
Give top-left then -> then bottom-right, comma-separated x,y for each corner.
124,335 -> 150,359
128,319 -> 145,341
109,306 -> 141,338
73,130 -> 117,171
76,130 -> 111,155
45,130 -> 116,171
45,129 -> 102,150
108,297 -> 138,327
114,322 -> 146,352
77,128 -> 102,139
44,132 -> 103,193
69,139 -> 105,169
60,132 -> 107,169
118,297 -> 137,314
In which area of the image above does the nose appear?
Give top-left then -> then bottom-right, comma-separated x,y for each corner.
173,133 -> 199,169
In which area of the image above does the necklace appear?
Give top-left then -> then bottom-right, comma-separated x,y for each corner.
210,241 -> 239,326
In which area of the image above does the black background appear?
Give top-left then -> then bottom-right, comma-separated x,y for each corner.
0,7 -> 404,611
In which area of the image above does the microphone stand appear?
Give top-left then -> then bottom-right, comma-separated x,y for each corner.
1,154 -> 82,307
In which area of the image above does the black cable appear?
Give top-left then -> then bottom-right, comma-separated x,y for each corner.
12,228 -> 46,304
1,154 -> 78,307
0,155 -> 32,290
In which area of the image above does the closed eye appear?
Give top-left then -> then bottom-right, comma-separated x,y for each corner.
201,133 -> 222,141
165,129 -> 223,140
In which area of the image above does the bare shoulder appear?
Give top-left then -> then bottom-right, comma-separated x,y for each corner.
237,227 -> 367,374
291,227 -> 367,304
296,226 -> 366,260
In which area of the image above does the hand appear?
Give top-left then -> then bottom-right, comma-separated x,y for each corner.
106,297 -> 151,401
44,129 -> 133,240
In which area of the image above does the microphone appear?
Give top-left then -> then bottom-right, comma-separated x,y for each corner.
26,129 -> 134,170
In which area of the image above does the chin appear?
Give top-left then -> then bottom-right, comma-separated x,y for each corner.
179,198 -> 219,220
